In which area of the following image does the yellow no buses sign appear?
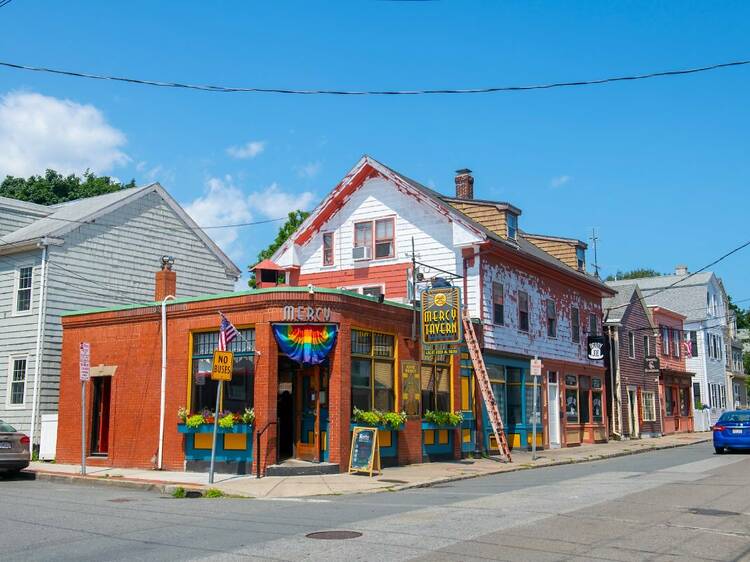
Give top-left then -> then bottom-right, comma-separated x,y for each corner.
211,351 -> 234,381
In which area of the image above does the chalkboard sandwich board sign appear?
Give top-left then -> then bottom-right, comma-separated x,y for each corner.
349,427 -> 381,477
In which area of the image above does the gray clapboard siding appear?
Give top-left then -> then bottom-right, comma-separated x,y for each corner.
0,188 -> 238,440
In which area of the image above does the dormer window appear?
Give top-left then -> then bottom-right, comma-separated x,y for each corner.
576,247 -> 585,271
507,213 -> 518,240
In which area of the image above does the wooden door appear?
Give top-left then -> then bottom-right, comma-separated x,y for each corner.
295,367 -> 320,462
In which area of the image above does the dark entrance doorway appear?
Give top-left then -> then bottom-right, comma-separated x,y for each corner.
277,369 -> 294,460
90,376 -> 111,456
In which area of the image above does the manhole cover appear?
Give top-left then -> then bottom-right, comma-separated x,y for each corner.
306,531 -> 362,540
107,498 -> 135,503
687,507 -> 740,517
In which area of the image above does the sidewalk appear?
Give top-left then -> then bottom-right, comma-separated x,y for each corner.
26,432 -> 710,498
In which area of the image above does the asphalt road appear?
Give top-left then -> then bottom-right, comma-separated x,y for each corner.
1,442 -> 749,561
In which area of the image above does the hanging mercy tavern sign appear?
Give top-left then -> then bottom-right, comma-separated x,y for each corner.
421,287 -> 462,345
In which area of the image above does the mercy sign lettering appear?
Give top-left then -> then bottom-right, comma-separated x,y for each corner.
421,287 -> 462,345
211,351 -> 234,381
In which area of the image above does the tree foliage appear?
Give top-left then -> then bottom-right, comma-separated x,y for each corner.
0,169 -> 135,205
248,210 -> 310,288
605,268 -> 662,282
727,295 -> 750,330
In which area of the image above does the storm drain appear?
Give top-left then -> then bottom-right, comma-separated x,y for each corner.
306,531 -> 362,540
687,507 -> 741,517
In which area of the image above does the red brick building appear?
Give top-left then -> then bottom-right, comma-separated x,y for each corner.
651,306 -> 694,434
56,282 -> 464,474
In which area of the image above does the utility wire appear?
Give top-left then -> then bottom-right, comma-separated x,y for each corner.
0,59 -> 748,96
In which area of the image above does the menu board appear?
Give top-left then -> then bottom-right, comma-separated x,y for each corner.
348,427 -> 381,476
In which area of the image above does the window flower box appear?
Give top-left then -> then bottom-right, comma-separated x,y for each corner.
177,423 -> 253,434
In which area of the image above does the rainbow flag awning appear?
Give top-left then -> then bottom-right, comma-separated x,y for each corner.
272,324 -> 339,365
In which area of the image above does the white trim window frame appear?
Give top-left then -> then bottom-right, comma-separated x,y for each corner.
342,284 -> 386,297
322,232 -> 335,267
6,354 -> 30,409
12,265 -> 34,317
642,391 -> 656,422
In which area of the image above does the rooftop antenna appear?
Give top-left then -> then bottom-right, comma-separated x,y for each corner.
590,228 -> 601,279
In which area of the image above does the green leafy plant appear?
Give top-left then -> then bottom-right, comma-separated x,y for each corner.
424,410 -> 463,427
177,407 -> 189,423
205,488 -> 224,498
172,487 -> 187,498
218,413 -> 235,430
352,408 -> 406,429
240,407 -> 255,425
186,414 -> 205,429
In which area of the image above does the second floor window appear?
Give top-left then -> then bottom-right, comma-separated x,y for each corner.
546,299 -> 556,338
571,307 -> 580,343
644,335 -> 650,356
374,218 -> 395,258
673,329 -> 680,358
589,313 -> 598,337
518,291 -> 529,332
322,233 -> 334,266
661,326 -> 670,356
628,331 -> 635,359
690,331 -> 698,357
493,283 -> 504,325
15,266 -> 33,313
354,221 -> 373,250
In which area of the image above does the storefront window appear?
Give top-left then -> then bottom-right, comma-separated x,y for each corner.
487,365 -> 506,421
565,375 -> 579,423
507,367 -> 523,425
421,356 -> 451,415
351,329 -> 395,412
592,378 -> 603,422
665,387 -> 675,416
680,387 -> 690,416
190,329 -> 255,414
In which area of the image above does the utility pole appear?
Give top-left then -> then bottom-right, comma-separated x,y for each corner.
590,228 -> 601,279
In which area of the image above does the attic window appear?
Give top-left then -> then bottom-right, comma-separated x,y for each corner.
576,247 -> 585,270
506,213 -> 518,240
260,269 -> 279,284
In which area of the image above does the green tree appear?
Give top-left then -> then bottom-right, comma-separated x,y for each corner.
0,169 -> 135,205
727,295 -> 750,330
605,268 -> 662,282
248,210 -> 310,288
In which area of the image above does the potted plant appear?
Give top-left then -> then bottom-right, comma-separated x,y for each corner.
351,408 -> 406,431
177,407 -> 255,433
422,410 -> 463,429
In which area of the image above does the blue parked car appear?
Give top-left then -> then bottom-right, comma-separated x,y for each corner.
713,411 -> 750,454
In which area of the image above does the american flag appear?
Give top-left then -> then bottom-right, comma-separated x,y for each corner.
218,313 -> 240,351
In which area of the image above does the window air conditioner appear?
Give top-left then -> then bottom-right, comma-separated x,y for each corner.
352,246 -> 372,261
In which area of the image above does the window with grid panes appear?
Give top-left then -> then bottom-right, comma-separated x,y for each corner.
351,329 -> 395,412
9,358 -> 27,405
642,392 -> 656,421
190,329 -> 255,414
421,356 -> 450,415
15,266 -> 33,313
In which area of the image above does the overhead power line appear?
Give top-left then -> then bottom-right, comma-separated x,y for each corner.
0,59 -> 748,96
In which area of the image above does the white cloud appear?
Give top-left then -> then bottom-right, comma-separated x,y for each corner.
0,91 -> 129,177
227,140 -> 266,160
247,182 -> 316,219
297,161 -> 321,179
136,161 -> 175,186
550,175 -> 572,188
184,177 -> 315,266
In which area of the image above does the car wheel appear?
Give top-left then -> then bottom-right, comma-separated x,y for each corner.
714,447 -> 725,455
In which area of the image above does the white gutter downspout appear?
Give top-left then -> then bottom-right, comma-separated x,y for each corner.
157,294 -> 175,470
29,241 -> 49,446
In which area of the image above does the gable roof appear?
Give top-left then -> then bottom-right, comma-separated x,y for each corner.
607,272 -> 717,322
0,184 -> 241,277
275,155 -> 613,296
602,283 -> 655,328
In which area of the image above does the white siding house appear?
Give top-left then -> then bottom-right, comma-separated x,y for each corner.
0,185 -> 241,444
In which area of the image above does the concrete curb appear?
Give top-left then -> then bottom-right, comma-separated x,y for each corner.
24,436 -> 711,498
386,436 -> 712,493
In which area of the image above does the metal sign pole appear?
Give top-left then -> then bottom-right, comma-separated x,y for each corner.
208,381 -> 222,485
81,380 -> 86,476
531,374 -> 538,461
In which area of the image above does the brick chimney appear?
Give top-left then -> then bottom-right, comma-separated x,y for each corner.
675,264 -> 688,276
455,169 -> 474,200
155,256 -> 176,301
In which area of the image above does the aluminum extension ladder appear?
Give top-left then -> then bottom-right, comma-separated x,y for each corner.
462,311 -> 512,462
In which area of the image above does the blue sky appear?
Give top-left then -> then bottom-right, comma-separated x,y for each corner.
1,1 -> 748,299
